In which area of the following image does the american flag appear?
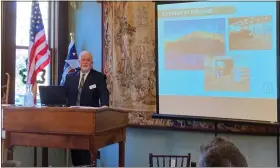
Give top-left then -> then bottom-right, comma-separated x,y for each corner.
26,1 -> 50,87
60,39 -> 79,85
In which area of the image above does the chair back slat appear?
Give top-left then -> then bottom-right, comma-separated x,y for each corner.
168,157 -> 171,167
181,157 -> 184,167
149,153 -> 191,167
157,157 -> 159,167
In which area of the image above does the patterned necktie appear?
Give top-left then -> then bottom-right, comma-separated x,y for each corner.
76,73 -> 85,106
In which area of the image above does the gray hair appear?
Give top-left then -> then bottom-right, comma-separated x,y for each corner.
198,137 -> 248,167
79,50 -> 93,61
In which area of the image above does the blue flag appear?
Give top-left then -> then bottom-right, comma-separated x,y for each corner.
60,39 -> 79,85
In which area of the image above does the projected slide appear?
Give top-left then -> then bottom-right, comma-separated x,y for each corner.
157,2 -> 277,122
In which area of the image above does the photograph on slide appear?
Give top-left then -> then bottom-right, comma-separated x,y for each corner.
204,56 -> 250,92
228,15 -> 273,50
164,18 -> 226,70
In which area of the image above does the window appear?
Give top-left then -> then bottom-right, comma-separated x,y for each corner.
15,2 -> 51,105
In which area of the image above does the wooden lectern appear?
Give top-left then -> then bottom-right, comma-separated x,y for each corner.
2,106 -> 128,167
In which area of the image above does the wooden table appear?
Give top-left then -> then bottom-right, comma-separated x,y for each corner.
2,106 -> 128,166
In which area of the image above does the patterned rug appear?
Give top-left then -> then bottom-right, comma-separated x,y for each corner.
102,2 -> 277,135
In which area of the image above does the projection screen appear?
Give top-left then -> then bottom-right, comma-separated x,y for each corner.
156,1 -> 278,122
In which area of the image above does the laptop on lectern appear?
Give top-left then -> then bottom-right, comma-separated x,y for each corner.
39,85 -> 66,107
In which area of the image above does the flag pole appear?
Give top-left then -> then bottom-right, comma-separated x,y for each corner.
70,32 -> 74,42
70,32 -> 78,72
32,82 -> 37,105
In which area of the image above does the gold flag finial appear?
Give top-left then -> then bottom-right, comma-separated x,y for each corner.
70,33 -> 74,41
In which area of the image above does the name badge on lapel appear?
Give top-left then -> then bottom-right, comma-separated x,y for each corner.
89,84 -> 96,90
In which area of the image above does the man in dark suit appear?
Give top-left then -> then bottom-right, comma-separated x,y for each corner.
64,50 -> 109,166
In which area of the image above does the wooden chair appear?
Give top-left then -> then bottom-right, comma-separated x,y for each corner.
149,153 -> 191,167
1,72 -> 11,162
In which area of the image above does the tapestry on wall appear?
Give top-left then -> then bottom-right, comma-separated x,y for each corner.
102,2 -> 277,135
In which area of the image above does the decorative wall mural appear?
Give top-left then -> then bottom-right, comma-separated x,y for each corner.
102,2 -> 277,135
103,2 -> 156,110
